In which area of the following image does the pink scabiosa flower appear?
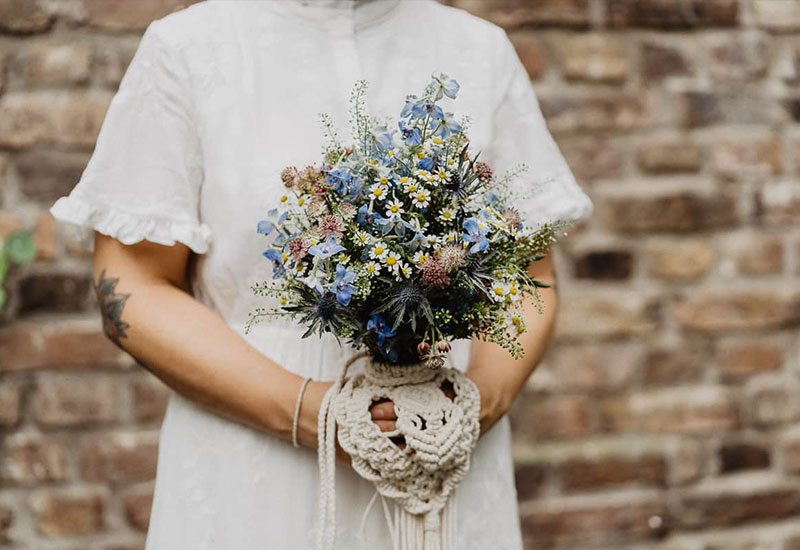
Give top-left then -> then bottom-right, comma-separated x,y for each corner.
281,166 -> 299,188
473,161 -> 493,185
434,245 -> 466,273
338,201 -> 357,220
288,237 -> 309,262
306,196 -> 328,218
420,258 -> 451,289
296,165 -> 321,194
502,207 -> 522,230
318,215 -> 345,239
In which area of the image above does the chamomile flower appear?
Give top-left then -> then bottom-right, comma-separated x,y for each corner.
506,310 -> 526,336
438,231 -> 459,246
363,261 -> 381,277
385,200 -> 405,216
402,179 -> 420,196
335,253 -> 350,265
490,281 -> 510,302
369,241 -> 389,261
432,168 -> 450,183
383,251 -> 401,270
438,207 -> 457,224
394,261 -> 412,280
369,182 -> 388,201
412,251 -> 430,266
411,188 -> 431,209
397,175 -> 412,189
354,230 -> 372,246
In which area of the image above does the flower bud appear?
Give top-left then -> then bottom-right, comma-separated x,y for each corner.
435,340 -> 451,353
417,341 -> 431,358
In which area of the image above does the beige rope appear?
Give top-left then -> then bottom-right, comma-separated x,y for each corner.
317,352 -> 480,549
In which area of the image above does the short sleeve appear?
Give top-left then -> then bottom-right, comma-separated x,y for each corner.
49,19 -> 212,254
486,29 -> 593,230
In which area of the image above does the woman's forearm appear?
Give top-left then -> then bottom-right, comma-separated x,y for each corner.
465,253 -> 559,436
91,236 -> 329,452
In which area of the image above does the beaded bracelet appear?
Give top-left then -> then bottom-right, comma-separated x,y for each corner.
292,377 -> 312,448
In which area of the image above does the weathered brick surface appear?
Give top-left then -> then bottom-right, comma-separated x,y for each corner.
1,1 -> 799,548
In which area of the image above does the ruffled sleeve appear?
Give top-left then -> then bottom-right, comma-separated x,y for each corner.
485,29 -> 593,230
49,18 -> 211,254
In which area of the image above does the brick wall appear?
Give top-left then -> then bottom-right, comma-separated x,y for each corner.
0,0 -> 798,549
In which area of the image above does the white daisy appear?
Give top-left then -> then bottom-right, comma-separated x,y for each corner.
394,261 -> 412,281
385,200 -> 405,216
505,310 -> 526,336
432,168 -> 450,183
335,253 -> 350,265
411,188 -> 431,209
354,230 -> 372,246
438,207 -> 457,224
412,251 -> 430,266
383,251 -> 401,271
368,182 -> 387,201
363,261 -> 381,277
490,281 -> 510,302
369,242 -> 388,261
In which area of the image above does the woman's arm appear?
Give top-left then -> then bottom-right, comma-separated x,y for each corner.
92,233 -> 349,462
465,249 -> 558,436
370,249 -> 559,439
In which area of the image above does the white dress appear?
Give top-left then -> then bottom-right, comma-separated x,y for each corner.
48,1 -> 593,548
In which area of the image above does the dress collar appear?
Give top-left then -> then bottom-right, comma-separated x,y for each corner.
250,0 -> 406,32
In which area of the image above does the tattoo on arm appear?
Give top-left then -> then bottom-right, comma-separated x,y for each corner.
93,268 -> 131,349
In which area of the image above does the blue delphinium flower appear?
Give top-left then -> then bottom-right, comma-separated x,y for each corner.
397,120 -> 420,146
433,111 -> 462,139
430,72 -> 460,100
400,94 -> 419,119
308,235 -> 345,259
256,208 -> 289,236
411,98 -> 444,121
357,204 -> 383,227
462,217 -> 491,253
367,313 -> 397,348
403,231 -> 428,252
376,213 -> 412,237
330,264 -> 356,306
262,248 -> 285,278
326,168 -> 352,195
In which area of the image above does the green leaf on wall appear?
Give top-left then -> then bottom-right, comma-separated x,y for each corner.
5,231 -> 37,265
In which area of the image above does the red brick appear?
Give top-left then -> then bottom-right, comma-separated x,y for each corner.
747,383 -> 800,427
0,382 -> 22,427
573,250 -> 633,280
638,138 -> 702,173
514,463 -> 547,500
752,0 -> 800,32
607,0 -> 739,28
18,271 -> 93,313
548,343 -> 639,392
1,434 -> 69,485
684,92 -> 780,128
674,291 -> 800,333
555,34 -> 628,83
718,342 -> 783,380
602,387 -> 739,434
15,149 -> 90,203
81,432 -> 159,483
0,0 -> 53,33
556,295 -> 659,340
522,496 -> 668,547
0,319 -> 134,372
450,0 -> 589,29
85,0 -> 201,31
734,236 -> 785,276
123,489 -> 152,532
540,93 -> 650,134
11,41 -> 92,86
562,453 -> 667,491
708,35 -> 770,83
755,181 -> 800,226
0,91 -> 111,149
712,138 -> 784,181
602,192 -> 738,233
559,137 -> 624,181
640,42 -> 692,81
511,394 -> 594,441
780,428 -> 800,474
647,240 -> 714,281
718,441 -> 771,473
31,489 -> 105,537
641,347 -> 705,386
32,211 -> 56,262
33,376 -> 118,428
678,482 -> 800,529
0,505 -> 11,545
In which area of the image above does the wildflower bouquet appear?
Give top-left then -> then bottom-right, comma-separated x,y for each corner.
246,72 -> 568,368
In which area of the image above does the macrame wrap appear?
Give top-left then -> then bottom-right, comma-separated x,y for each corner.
317,351 -> 481,550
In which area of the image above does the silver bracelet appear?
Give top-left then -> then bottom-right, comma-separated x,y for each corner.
292,377 -> 312,448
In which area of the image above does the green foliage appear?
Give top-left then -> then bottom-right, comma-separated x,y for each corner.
0,229 -> 38,312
